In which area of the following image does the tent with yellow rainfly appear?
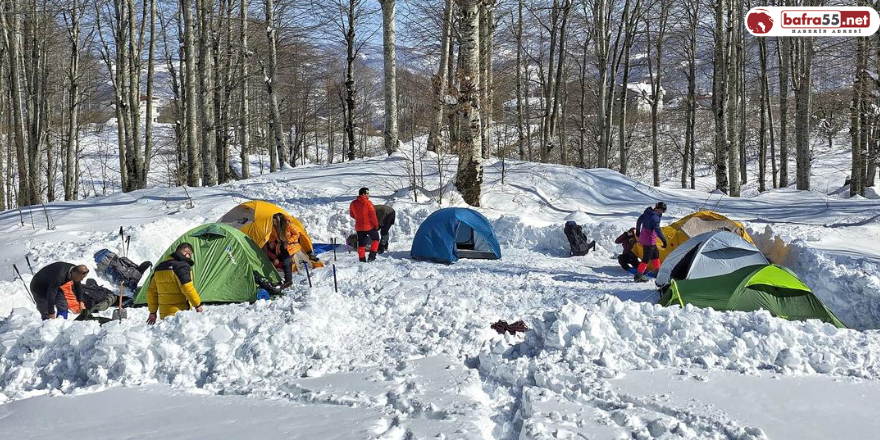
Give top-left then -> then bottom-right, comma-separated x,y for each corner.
634,210 -> 753,262
219,200 -> 314,253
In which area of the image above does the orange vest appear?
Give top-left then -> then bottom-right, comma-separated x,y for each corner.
60,281 -> 82,313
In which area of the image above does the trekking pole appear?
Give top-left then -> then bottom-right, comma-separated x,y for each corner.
12,264 -> 35,304
125,236 -> 131,258
332,238 -> 338,262
303,261 -> 312,288
332,264 -> 338,293
24,255 -> 34,275
119,226 -> 125,254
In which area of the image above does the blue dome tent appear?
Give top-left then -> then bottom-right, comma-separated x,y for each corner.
410,208 -> 502,263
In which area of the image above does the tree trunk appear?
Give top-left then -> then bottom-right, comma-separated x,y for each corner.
759,37 -> 769,193
777,36 -> 790,187
183,0 -> 201,185
198,0 -> 218,183
344,0 -> 357,161
515,0 -> 525,159
850,35 -> 867,197
648,0 -> 667,187
428,0 -> 453,153
726,0 -> 740,196
264,0 -> 286,170
684,0 -> 698,189
144,0 -> 156,189
713,0 -> 729,193
2,0 -> 30,206
380,0 -> 398,155
593,0 -> 610,168
64,0 -> 81,201
455,0 -> 483,207
792,36 -> 813,190
240,0 -> 250,179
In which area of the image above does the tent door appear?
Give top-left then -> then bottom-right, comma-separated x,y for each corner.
455,223 -> 476,250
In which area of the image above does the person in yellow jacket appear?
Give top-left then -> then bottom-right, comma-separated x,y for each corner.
268,213 -> 316,289
146,242 -> 203,324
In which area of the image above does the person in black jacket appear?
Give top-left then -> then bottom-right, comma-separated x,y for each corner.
30,262 -> 89,319
374,204 -> 396,254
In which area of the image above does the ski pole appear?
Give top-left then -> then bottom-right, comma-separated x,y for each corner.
119,226 -> 125,254
303,261 -> 312,288
13,264 -> 35,304
332,238 -> 338,262
332,264 -> 338,293
125,236 -> 131,258
24,255 -> 34,275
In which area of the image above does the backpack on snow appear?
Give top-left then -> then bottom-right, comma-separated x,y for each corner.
94,249 -> 152,290
81,278 -> 132,312
564,221 -> 595,257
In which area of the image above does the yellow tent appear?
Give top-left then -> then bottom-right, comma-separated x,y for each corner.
633,210 -> 753,262
218,200 -> 314,253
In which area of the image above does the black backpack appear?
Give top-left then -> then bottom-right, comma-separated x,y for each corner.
564,221 -> 593,257
94,249 -> 152,290
81,279 -> 128,311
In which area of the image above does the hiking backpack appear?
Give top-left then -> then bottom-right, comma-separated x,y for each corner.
81,279 -> 126,311
94,249 -> 152,290
564,221 -> 592,257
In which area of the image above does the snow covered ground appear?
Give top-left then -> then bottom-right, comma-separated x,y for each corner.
2,152 -> 880,439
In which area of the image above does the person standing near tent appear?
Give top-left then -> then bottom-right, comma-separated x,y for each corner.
635,202 -> 668,282
375,204 -> 396,254
350,187 -> 380,262
268,213 -> 315,289
615,228 -> 641,272
30,262 -> 89,320
146,243 -> 203,323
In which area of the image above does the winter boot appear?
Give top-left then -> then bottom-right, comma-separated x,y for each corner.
359,257 -> 367,263
280,280 -> 293,289
368,251 -> 377,262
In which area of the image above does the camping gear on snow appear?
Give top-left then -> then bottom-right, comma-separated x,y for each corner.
134,223 -> 282,306
654,230 -> 769,287
564,221 -> 597,256
633,210 -> 753,263
490,320 -> 528,335
80,278 -> 132,312
219,200 -> 315,252
661,264 -> 846,328
94,249 -> 152,291
410,208 -> 502,263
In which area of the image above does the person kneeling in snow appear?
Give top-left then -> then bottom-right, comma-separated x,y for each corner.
375,204 -> 396,254
30,262 -> 89,320
350,187 -> 380,262
634,202 -> 668,282
268,213 -> 317,289
615,228 -> 641,272
146,242 -> 202,324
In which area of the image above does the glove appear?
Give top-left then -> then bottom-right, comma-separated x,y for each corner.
661,241 -> 668,249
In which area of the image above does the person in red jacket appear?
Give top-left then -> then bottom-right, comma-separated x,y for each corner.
349,187 -> 380,262
614,228 -> 641,272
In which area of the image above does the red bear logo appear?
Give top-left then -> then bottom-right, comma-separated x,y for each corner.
747,9 -> 774,34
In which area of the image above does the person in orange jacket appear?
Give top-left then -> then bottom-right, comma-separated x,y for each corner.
349,187 -> 380,262
268,213 -> 309,288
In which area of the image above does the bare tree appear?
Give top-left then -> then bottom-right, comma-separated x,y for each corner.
712,0 -> 729,193
379,0 -> 398,155
791,27 -> 814,190
240,0 -> 250,178
427,0 -> 454,153
455,0 -> 483,206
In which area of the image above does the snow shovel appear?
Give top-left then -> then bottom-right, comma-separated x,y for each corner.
112,281 -> 127,321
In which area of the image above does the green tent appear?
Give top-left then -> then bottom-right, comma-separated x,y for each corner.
135,223 -> 281,305
661,264 -> 846,328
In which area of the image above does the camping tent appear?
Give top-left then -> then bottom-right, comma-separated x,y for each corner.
660,264 -> 846,328
655,230 -> 768,286
219,200 -> 314,253
634,210 -> 753,262
411,208 -> 501,263
134,223 -> 282,305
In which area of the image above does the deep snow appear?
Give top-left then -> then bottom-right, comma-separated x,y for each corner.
2,153 -> 880,439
